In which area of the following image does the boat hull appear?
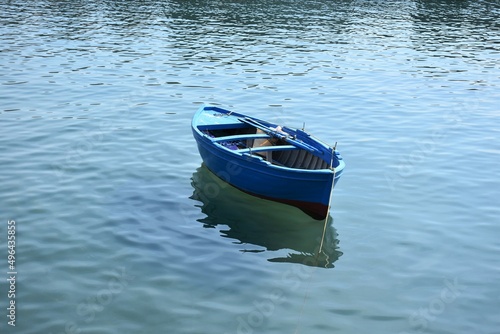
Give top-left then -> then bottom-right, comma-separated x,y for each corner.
191,106 -> 345,220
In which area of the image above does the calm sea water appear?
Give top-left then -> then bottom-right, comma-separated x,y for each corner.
1,0 -> 499,333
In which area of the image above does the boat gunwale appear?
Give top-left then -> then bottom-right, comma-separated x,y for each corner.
192,105 -> 345,175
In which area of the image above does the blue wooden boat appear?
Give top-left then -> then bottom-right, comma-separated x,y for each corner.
191,105 -> 345,220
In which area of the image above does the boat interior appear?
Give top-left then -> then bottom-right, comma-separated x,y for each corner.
203,126 -> 329,170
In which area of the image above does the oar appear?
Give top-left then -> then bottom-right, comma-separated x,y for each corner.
239,117 -> 321,154
239,117 -> 287,139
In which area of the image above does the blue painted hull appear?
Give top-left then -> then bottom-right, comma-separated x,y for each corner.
191,106 -> 345,219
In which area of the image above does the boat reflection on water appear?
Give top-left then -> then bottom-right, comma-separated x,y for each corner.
189,164 -> 343,268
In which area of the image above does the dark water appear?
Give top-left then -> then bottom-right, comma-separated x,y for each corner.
1,1 -> 499,333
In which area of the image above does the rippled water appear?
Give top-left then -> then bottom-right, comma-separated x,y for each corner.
1,0 -> 499,333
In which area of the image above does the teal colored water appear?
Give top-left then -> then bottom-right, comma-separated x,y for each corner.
1,1 -> 499,333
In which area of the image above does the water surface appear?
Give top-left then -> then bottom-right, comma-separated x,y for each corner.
1,1 -> 499,333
